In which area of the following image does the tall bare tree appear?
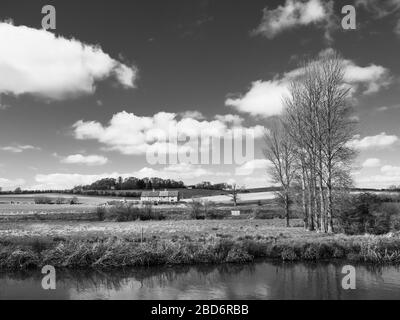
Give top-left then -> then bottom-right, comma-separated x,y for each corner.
283,50 -> 356,233
264,120 -> 297,227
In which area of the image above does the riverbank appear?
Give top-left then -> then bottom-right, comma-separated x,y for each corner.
0,219 -> 399,269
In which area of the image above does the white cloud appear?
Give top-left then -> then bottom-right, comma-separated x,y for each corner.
253,0 -> 333,39
348,133 -> 399,150
356,164 -> 400,188
226,52 -> 391,117
179,110 -> 205,120
381,165 -> 400,176
0,21 -> 137,100
60,154 -> 108,166
214,114 -> 244,126
0,178 -> 25,190
0,145 -> 39,153
73,111 -> 265,155
362,158 -> 381,168
33,173 -> 110,190
226,80 -> 290,117
235,159 -> 272,175
343,62 -> 391,95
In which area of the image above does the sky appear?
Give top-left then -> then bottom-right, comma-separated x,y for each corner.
0,0 -> 400,190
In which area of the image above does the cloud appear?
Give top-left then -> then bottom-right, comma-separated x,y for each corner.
362,158 -> 381,168
355,0 -> 400,18
60,154 -> 108,166
72,111 -> 265,155
214,114 -> 244,126
179,110 -> 206,120
343,62 -> 391,95
0,21 -> 137,100
252,0 -> 334,40
0,145 -> 39,153
226,52 -> 391,117
348,133 -> 399,150
381,165 -> 400,175
235,159 -> 272,175
226,80 -> 290,117
33,173 -> 110,190
395,19 -> 400,36
0,178 -> 25,190
356,164 -> 400,188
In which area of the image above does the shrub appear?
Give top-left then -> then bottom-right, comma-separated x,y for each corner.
69,196 -> 79,205
96,206 -> 107,221
103,202 -> 165,221
55,197 -> 66,204
336,193 -> 399,235
225,247 -> 253,263
189,200 -> 205,219
206,210 -> 228,220
281,247 -> 298,261
34,196 -> 53,204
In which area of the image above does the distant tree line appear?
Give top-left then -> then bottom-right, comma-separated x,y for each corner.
194,181 -> 229,190
74,176 -> 186,192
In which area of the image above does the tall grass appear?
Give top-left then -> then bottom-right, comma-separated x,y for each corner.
1,233 -> 400,270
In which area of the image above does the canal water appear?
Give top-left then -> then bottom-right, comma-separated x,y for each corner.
0,261 -> 399,299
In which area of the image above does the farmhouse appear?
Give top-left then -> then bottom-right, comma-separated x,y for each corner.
140,190 -> 180,203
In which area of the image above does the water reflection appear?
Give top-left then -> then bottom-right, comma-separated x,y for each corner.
0,262 -> 399,300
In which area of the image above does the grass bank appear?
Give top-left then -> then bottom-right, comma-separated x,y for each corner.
0,220 -> 399,270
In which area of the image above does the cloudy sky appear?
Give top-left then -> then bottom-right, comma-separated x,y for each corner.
1,0 -> 400,190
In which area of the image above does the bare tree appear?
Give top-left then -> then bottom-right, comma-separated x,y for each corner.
264,120 -> 297,227
227,183 -> 243,207
283,50 -> 357,233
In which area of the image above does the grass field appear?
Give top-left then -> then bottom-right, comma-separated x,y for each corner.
0,219 -> 301,241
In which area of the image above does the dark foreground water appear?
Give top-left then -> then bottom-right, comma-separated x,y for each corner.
0,261 -> 399,300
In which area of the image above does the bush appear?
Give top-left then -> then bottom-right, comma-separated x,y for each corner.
189,200 -> 205,219
96,206 -> 107,221
337,193 -> 400,235
102,202 -> 165,221
55,197 -> 66,204
34,196 -> 53,204
69,196 -> 79,205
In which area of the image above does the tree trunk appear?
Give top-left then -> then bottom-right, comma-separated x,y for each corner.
301,166 -> 308,230
319,173 -> 326,233
311,167 -> 320,232
306,172 -> 315,231
327,179 -> 334,233
285,191 -> 290,227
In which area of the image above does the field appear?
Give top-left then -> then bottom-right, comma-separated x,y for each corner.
192,191 -> 276,203
0,192 -> 292,222
0,219 -> 301,241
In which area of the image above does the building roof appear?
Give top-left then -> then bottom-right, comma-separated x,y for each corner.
141,190 -> 179,197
